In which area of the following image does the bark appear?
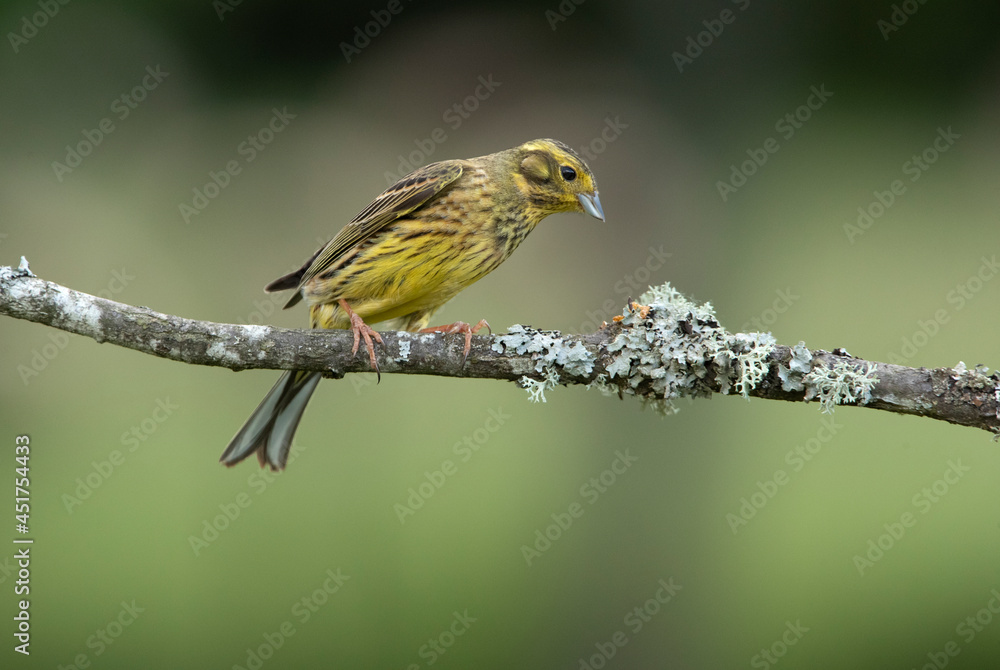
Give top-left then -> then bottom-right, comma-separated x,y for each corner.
3,263 -> 998,436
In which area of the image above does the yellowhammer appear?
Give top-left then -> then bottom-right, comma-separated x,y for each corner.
222,138 -> 604,469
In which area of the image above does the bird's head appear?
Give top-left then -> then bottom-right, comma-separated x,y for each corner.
507,138 -> 604,222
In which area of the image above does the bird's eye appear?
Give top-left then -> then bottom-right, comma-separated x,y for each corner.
560,165 -> 577,182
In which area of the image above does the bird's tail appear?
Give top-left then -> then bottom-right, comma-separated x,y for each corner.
220,370 -> 321,470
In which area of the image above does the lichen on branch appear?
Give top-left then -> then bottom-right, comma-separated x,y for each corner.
2,263 -> 999,436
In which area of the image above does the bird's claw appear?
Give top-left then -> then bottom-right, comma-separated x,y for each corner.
420,319 -> 490,367
339,299 -> 384,382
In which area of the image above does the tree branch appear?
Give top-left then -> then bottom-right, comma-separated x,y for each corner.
3,262 -> 999,436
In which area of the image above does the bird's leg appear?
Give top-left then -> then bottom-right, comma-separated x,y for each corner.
338,299 -> 384,379
419,319 -> 491,366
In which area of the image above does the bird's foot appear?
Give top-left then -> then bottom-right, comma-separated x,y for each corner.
339,299 -> 384,380
420,319 -> 491,367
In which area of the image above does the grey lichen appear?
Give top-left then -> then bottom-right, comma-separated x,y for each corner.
493,325 -> 595,376
585,373 -> 615,396
493,324 -> 595,401
604,282 -> 776,406
728,332 -> 777,398
950,361 -> 999,391
778,342 -> 812,392
520,368 -> 561,403
206,340 -> 242,367
641,397 -> 680,416
995,383 -> 1000,424
50,281 -> 104,340
950,362 -> 1000,429
803,360 -> 879,414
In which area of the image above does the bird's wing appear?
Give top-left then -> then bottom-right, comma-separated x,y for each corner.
295,161 -> 466,290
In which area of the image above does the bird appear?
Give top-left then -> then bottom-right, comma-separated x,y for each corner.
220,138 -> 604,470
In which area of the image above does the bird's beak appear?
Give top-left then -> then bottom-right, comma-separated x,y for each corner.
577,192 -> 605,221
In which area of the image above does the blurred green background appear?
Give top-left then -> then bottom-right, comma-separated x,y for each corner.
2,0 -> 1000,668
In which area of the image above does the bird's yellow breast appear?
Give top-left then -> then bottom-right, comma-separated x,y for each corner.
303,167 -> 535,330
